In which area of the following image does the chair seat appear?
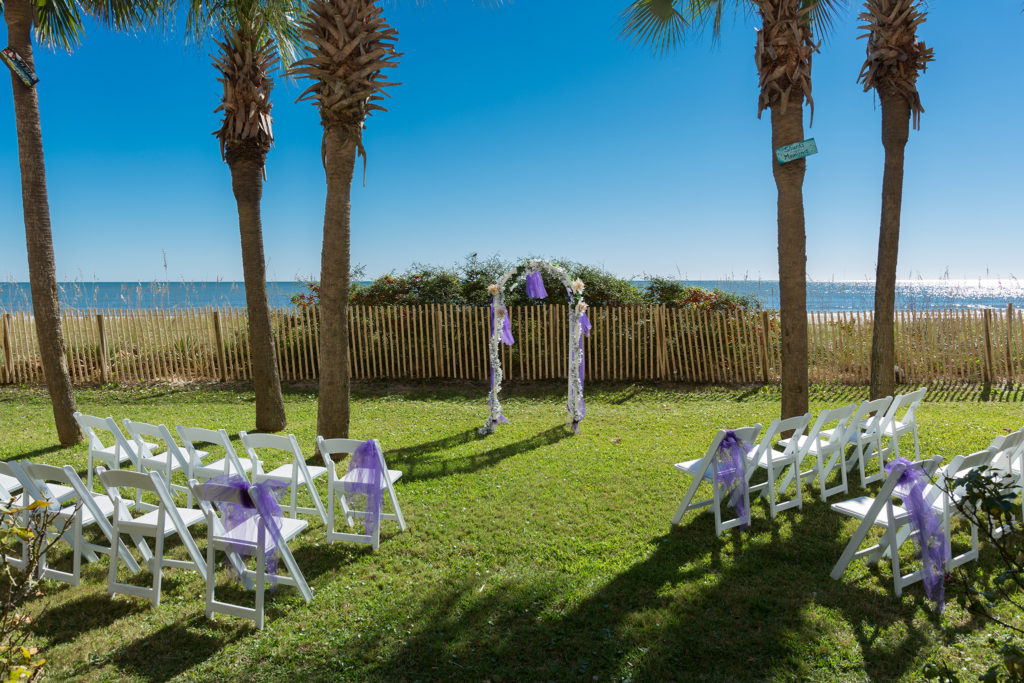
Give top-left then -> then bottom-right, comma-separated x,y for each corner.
95,441 -> 158,463
119,507 -> 205,536
142,451 -> 185,472
261,464 -> 328,481
215,515 -> 308,548
336,468 -> 403,489
195,458 -> 254,477
41,484 -> 76,504
753,449 -> 797,469
883,420 -> 913,438
831,496 -> 909,527
56,494 -> 118,526
673,458 -> 708,478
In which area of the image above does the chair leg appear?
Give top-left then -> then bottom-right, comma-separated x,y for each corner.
387,484 -> 406,531
913,428 -> 921,462
151,532 -> 164,608
255,543 -> 266,630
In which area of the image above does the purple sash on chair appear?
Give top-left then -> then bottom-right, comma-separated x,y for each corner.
715,430 -> 752,529
344,440 -> 385,537
201,474 -> 288,584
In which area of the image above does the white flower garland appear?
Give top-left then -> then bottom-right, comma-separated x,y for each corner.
480,259 -> 588,435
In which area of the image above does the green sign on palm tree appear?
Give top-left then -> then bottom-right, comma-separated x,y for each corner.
2,0 -> 162,444
621,0 -> 843,419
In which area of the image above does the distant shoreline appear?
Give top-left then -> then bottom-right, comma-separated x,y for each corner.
2,280 -> 1023,313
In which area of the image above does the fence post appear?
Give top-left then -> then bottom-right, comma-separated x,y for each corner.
982,308 -> 994,391
760,310 -> 771,384
1,313 -> 12,384
213,309 -> 228,382
96,312 -> 110,384
1007,303 -> 1015,389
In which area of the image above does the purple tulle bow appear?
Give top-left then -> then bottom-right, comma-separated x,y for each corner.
885,457 -> 950,612
488,302 -> 515,425
525,271 -> 548,299
715,430 -> 752,529
344,440 -> 385,537
569,312 -> 592,434
201,474 -> 288,585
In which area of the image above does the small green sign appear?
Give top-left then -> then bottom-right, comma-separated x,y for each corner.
775,138 -> 818,164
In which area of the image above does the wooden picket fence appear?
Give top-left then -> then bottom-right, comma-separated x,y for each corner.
1,305 -> 1021,386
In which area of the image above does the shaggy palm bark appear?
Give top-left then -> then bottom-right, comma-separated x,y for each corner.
215,28 -> 287,431
860,0 -> 932,400
5,0 -> 82,445
293,0 -> 399,439
755,0 -> 818,419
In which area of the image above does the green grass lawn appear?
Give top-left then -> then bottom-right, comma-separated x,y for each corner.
2,382 -> 1023,682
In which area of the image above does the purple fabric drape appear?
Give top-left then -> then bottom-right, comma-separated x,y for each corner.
525,271 -> 548,299
344,440 -> 385,537
715,430 -> 752,529
885,457 -> 950,612
201,474 -> 288,584
569,312 -> 592,434
488,302 -> 514,425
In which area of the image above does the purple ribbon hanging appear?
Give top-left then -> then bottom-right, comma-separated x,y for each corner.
525,271 -> 548,299
715,430 -> 752,529
344,440 -> 385,537
885,457 -> 950,612
569,312 -> 592,434
488,302 -> 515,425
201,474 -> 289,585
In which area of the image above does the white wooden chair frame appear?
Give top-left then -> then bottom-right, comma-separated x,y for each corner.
670,425 -> 763,536
751,414 -> 814,518
176,426 -> 253,482
74,412 -> 154,490
778,404 -> 858,502
188,478 -> 312,630
122,419 -> 194,508
15,462 -> 142,586
840,396 -> 894,486
98,467 -> 208,607
830,455 -> 944,598
317,437 -> 407,550
0,461 -> 29,571
880,388 -> 927,462
241,432 -> 327,524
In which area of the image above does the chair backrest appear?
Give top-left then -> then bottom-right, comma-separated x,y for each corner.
813,404 -> 858,449
123,419 -> 190,473
852,396 -> 893,438
176,426 -> 248,478
317,437 -> 370,482
753,413 -> 812,461
883,388 -> 927,426
73,412 -> 139,467
239,432 -> 303,477
990,428 -> 1024,472
18,463 -> 74,505
0,461 -> 24,499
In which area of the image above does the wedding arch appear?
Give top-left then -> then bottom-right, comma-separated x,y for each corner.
479,259 -> 592,435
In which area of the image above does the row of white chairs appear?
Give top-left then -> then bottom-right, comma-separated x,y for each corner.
672,389 -> 927,536
0,412 -> 407,629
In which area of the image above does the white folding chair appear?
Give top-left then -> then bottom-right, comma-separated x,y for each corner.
670,425 -> 763,535
750,414 -> 813,519
830,455 -> 944,598
0,461 -> 30,570
188,477 -> 313,630
837,396 -> 893,486
778,404 -> 858,502
240,432 -> 327,524
74,412 -> 155,490
122,419 -> 194,508
317,437 -> 407,549
984,427 -> 1024,522
97,467 -> 208,607
15,462 -> 141,586
879,388 -> 927,462
176,426 -> 253,482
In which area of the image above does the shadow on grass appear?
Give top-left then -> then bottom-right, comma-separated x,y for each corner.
106,619 -> 244,682
3,444 -> 64,461
395,425 -> 571,484
33,593 -> 146,647
279,494 -> 984,681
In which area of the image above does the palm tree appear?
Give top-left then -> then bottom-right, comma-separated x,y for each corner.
621,0 -> 841,419
3,0 -> 157,444
860,0 -> 932,400
205,0 -> 305,432
291,0 -> 399,439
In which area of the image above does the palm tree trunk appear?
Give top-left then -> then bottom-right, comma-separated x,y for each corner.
5,0 -> 82,445
317,125 -> 355,439
771,102 -> 809,419
869,90 -> 910,400
228,155 -> 287,431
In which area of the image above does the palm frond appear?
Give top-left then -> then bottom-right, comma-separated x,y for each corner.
33,0 -> 86,51
619,0 -> 688,54
804,0 -> 848,42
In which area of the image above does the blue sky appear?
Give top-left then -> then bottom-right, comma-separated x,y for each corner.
1,0 -> 1022,284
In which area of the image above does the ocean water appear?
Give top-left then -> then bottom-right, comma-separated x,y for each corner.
1,279 -> 1022,313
